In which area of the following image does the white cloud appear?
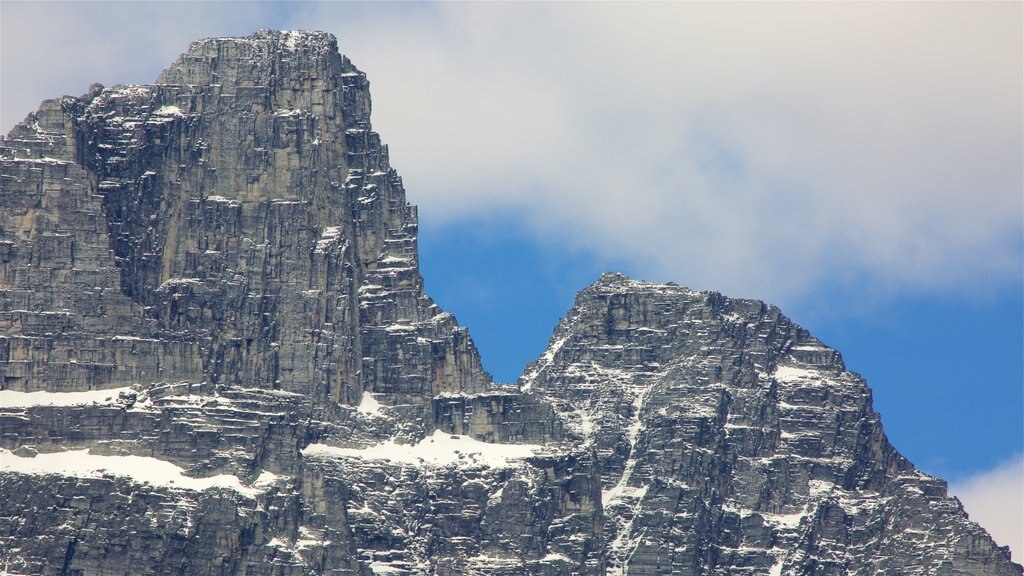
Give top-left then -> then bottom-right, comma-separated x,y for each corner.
2,2 -> 1021,311
1,1 -> 284,131
304,2 -> 1023,308
950,454 -> 1024,563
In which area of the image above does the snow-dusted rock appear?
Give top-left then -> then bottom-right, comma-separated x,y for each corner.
525,272 -> 1019,575
0,31 -> 1017,576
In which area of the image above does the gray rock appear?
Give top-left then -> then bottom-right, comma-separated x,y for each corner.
0,31 -> 1017,576
524,272 -> 1019,575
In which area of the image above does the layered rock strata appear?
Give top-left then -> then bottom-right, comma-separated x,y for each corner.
0,30 -> 1018,576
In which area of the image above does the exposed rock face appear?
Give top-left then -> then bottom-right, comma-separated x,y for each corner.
0,31 -> 1018,576
523,274 -> 1019,575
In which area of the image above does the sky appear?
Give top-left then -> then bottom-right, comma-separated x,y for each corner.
2,0 -> 1021,559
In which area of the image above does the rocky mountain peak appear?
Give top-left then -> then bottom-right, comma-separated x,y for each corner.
157,29 -> 343,85
0,31 -> 1018,576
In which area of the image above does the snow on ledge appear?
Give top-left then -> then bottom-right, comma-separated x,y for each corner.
368,561 -> 406,575
303,430 -> 541,469
0,387 -> 134,408
253,470 -> 283,488
153,105 -> 184,117
0,448 -> 259,497
772,365 -> 825,382
356,392 -> 383,416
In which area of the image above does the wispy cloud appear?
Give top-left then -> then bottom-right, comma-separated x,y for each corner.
950,453 -> 1024,562
3,2 -> 1021,311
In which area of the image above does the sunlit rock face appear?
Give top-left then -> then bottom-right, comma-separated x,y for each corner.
0,31 -> 1018,576
523,273 -> 1020,575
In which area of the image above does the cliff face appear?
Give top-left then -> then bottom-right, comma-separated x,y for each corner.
0,31 -> 1017,576
524,274 -> 1018,575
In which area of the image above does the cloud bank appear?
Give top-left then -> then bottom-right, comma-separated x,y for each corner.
4,2 -> 1020,309
950,453 -> 1024,562
320,2 -> 1023,309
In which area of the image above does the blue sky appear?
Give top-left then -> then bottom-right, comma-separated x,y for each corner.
419,216 -> 1023,480
3,0 -> 1021,556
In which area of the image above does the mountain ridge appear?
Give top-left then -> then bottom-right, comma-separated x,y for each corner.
0,30 -> 1018,576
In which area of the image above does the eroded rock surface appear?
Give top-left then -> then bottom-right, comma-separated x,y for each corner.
0,31 -> 1018,576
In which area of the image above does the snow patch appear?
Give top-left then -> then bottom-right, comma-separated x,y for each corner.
109,85 -> 152,99
316,226 -> 342,250
0,387 -> 134,408
466,555 -> 521,569
573,408 -> 597,440
378,255 -> 413,264
790,343 -> 827,351
302,430 -> 541,468
253,470 -> 283,488
368,561 -> 405,574
808,479 -> 836,498
282,30 -> 303,50
16,157 -> 70,165
204,195 -> 240,206
0,448 -> 258,496
295,525 -> 329,549
773,365 -> 824,382
540,552 -> 572,563
521,332 -> 572,391
153,105 -> 184,117
760,510 -> 806,529
604,483 -> 648,508
156,278 -> 203,291
488,485 -> 505,506
356,392 -> 383,416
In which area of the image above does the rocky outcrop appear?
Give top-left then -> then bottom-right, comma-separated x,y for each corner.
0,31 -> 1018,576
0,30 -> 587,576
523,273 -> 1018,575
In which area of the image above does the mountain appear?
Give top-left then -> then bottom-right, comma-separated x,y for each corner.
0,30 -> 1018,576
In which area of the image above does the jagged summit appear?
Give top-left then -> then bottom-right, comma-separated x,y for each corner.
590,270 -> 683,288
525,269 -> 1019,574
175,29 -> 340,57
0,31 -> 1019,576
157,30 -> 343,88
